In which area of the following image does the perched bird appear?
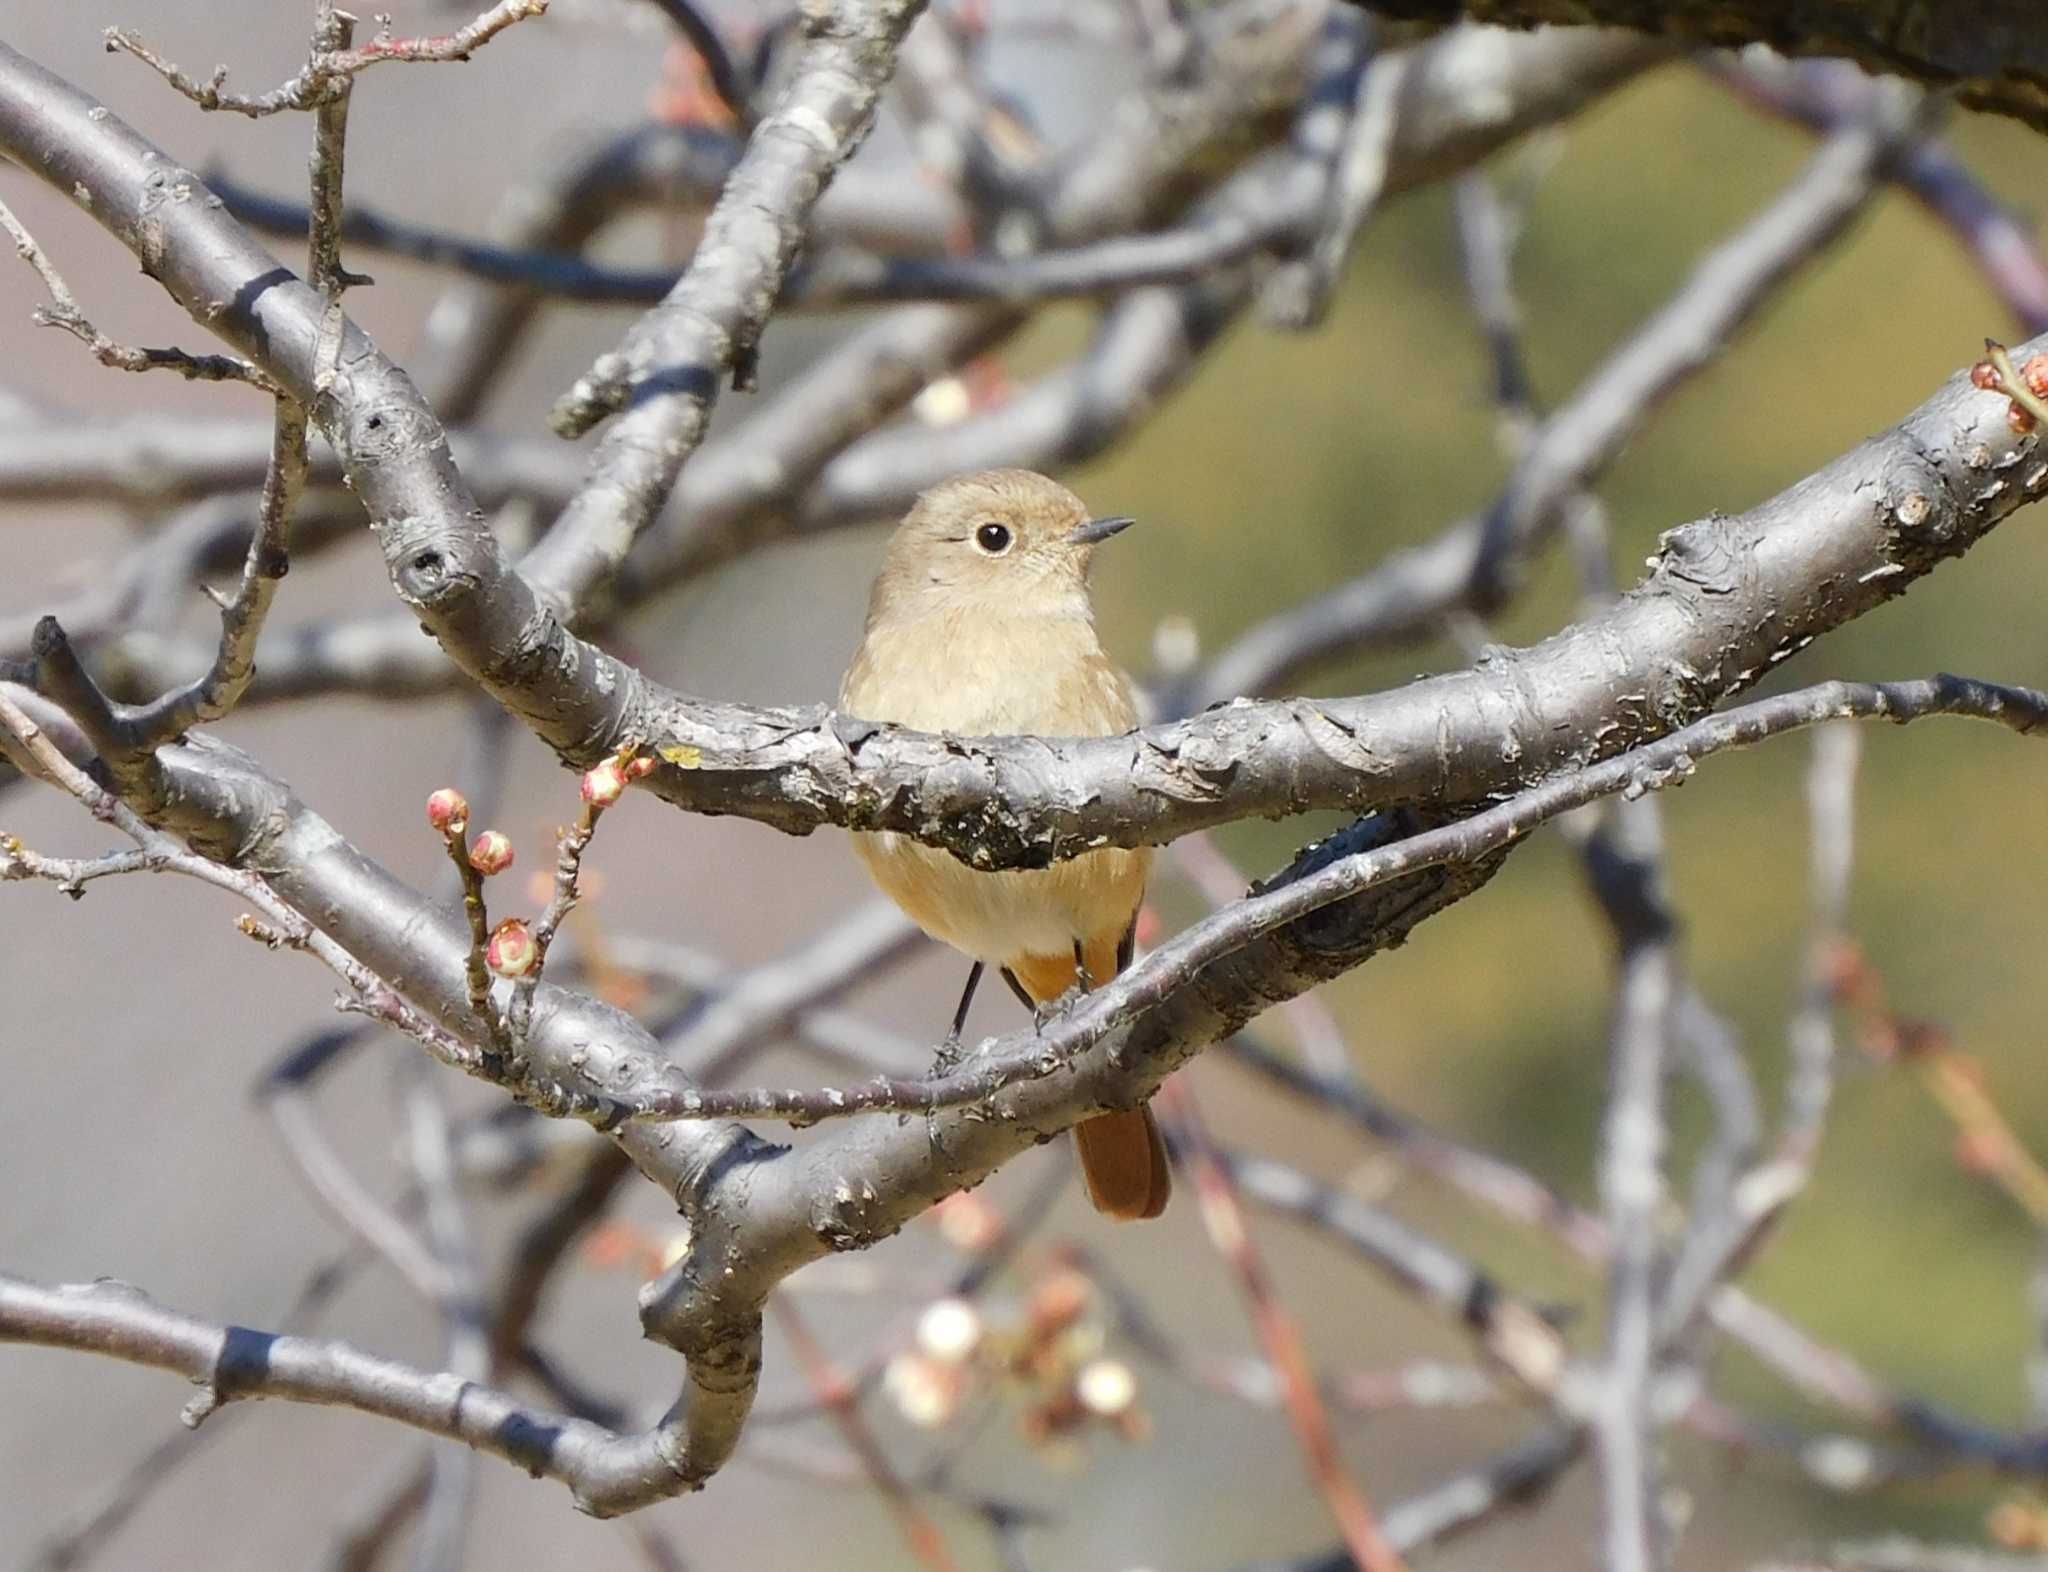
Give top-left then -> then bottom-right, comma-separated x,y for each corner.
840,469 -> 1170,1221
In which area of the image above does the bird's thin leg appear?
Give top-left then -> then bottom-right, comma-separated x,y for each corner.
1000,965 -> 1055,1034
1001,966 -> 1035,1011
925,960 -> 988,1158
1073,937 -> 1094,991
936,960 -> 984,1073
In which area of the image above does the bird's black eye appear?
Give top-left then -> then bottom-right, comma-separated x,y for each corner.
974,522 -> 1013,555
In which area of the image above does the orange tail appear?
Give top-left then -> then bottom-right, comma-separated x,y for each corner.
1007,938 -> 1172,1222
1072,1105 -> 1172,1221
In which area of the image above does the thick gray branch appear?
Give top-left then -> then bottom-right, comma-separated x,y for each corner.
527,0 -> 926,610
1343,0 -> 2048,134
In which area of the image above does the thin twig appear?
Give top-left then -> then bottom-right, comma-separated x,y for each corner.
642,0 -> 752,125
0,196 -> 280,390
399,1059 -> 490,1572
1592,943 -> 1676,1572
663,899 -> 923,1076
1231,1426 -> 1588,1571
523,764 -> 628,996
113,402 -> 304,745
257,1041 -> 456,1309
104,1 -> 549,117
0,839 -> 157,895
534,0 -> 928,613
438,810 -> 500,1037
1265,29 -> 1403,328
1217,1149 -> 1570,1400
0,684 -> 487,1082
0,1266 -> 716,1518
1710,53 -> 2048,333
1656,724 -> 1862,1346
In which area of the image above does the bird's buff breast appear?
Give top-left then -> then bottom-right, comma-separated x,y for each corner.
840,609 -> 1151,961
851,831 -> 1150,963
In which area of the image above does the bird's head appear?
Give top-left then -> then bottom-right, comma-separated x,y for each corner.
868,469 -> 1134,621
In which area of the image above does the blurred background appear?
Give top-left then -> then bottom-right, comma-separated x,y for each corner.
4,3 -> 2048,1568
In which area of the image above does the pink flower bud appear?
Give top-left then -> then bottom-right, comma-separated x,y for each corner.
581,758 -> 627,807
1971,359 -> 2005,393
626,755 -> 656,779
2024,355 -> 2048,399
468,830 -> 515,876
486,918 -> 536,978
426,788 -> 469,832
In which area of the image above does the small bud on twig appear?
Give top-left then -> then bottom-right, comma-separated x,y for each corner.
1978,341 -> 2048,434
486,917 -> 536,978
581,758 -> 627,807
234,912 -> 291,948
468,830 -> 514,876
426,787 -> 469,832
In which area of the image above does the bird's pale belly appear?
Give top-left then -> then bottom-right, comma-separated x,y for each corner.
852,830 -> 1151,964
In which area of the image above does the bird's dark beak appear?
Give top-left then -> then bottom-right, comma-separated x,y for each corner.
1068,515 -> 1136,546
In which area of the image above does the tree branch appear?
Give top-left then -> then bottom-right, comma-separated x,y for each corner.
529,0 -> 927,610
0,196 -> 281,391
1338,0 -> 2048,136
103,0 -> 548,117
0,1272 -> 686,1517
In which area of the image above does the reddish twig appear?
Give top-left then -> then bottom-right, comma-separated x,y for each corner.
430,790 -> 499,1030
770,1297 -> 966,1572
1162,1078 -> 1410,1572
1841,945 -> 2048,1226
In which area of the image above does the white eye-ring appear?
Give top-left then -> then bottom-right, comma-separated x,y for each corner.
973,521 -> 1013,555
